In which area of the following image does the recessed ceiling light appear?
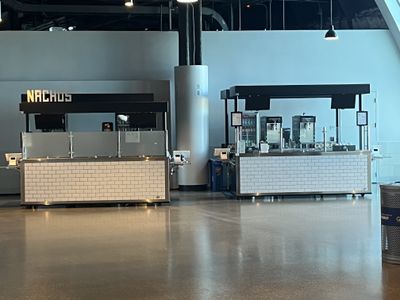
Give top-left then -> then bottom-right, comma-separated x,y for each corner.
125,0 -> 134,7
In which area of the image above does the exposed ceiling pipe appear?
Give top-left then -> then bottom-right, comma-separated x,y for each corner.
168,0 -> 173,30
160,4 -> 163,31
238,0 -> 241,30
203,7 -> 228,30
1,0 -> 229,30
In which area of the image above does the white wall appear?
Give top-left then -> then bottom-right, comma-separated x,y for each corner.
0,30 -> 400,191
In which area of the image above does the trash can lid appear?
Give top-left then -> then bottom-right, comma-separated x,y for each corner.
381,183 -> 400,190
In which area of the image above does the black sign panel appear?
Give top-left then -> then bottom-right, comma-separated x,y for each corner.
331,94 -> 356,109
19,93 -> 168,114
245,96 -> 271,111
20,102 -> 168,114
21,93 -> 154,103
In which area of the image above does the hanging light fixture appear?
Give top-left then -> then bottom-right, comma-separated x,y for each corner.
125,0 -> 134,7
177,0 -> 198,3
325,0 -> 338,40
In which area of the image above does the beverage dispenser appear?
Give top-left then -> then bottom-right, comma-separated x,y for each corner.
261,117 -> 283,148
292,116 -> 316,148
241,113 -> 259,150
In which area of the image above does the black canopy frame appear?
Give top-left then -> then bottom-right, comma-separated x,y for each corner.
220,84 -> 371,149
19,93 -> 169,132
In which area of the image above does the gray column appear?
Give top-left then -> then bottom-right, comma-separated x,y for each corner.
175,65 -> 209,189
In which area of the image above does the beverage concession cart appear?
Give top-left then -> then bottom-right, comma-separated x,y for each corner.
19,91 -> 170,206
220,84 -> 372,197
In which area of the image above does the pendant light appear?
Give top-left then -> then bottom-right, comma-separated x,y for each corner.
177,0 -> 198,3
325,0 -> 338,40
125,0 -> 134,7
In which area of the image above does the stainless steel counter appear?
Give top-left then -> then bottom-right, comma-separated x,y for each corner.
22,156 -> 166,163
239,150 -> 370,157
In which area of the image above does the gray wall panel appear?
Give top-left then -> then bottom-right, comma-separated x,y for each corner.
0,32 -> 178,194
0,32 -> 178,81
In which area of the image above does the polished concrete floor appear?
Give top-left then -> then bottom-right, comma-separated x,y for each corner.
0,188 -> 399,300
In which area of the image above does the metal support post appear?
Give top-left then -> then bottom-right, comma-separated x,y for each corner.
235,127 -> 241,156
25,114 -> 30,132
164,112 -> 169,156
359,94 -> 363,150
335,109 -> 340,144
117,131 -> 121,158
69,132 -> 74,159
225,98 -> 229,146
234,95 -> 238,112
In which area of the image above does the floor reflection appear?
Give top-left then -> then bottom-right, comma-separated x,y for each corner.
0,190 -> 398,299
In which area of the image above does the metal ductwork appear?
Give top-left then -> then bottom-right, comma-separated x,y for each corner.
1,0 -> 229,30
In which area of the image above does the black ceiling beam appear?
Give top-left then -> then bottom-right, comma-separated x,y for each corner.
20,102 -> 168,114
194,0 -> 203,65
226,84 -> 370,99
178,3 -> 190,65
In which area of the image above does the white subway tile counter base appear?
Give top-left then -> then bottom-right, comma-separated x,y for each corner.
237,151 -> 371,196
21,159 -> 168,204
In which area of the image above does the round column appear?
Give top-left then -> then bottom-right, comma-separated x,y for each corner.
174,65 -> 209,190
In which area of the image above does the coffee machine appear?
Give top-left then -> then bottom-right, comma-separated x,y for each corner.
292,115 -> 316,148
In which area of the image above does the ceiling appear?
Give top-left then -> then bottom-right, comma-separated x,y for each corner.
0,0 -> 387,31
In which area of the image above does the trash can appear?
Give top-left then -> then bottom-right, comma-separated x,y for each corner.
209,159 -> 224,192
380,184 -> 400,264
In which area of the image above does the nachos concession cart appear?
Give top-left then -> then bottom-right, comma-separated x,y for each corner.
19,91 -> 170,206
